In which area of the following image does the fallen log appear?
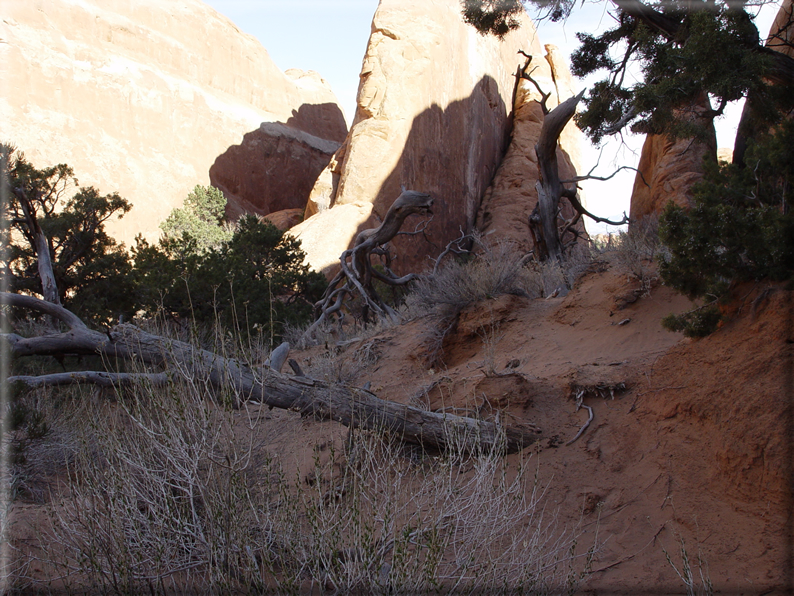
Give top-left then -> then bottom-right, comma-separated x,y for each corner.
2,292 -> 541,454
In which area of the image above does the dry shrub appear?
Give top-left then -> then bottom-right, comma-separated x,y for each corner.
608,216 -> 669,296
407,237 -> 597,321
405,238 -> 594,366
405,239 -> 541,320
8,350 -> 597,594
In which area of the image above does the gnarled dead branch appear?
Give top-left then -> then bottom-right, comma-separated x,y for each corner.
302,190 -> 434,343
2,292 -> 540,454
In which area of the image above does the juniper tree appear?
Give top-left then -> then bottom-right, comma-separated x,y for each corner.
3,147 -> 136,324
463,0 -> 794,148
463,0 -> 794,334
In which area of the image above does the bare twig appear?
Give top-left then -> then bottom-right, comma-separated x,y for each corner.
565,403 -> 594,446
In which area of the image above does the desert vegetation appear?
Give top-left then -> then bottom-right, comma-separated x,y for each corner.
4,0 -> 794,591
4,313 -> 597,594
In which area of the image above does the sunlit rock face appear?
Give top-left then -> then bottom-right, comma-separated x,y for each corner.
476,44 -> 582,254
2,0 -> 345,245
292,0 -> 551,275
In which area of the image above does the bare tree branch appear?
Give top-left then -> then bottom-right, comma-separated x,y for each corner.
8,371 -> 170,389
3,292 -> 540,454
535,90 -> 586,262
12,187 -> 61,306
303,190 -> 434,342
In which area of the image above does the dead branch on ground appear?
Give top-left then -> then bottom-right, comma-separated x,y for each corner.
2,292 -> 540,454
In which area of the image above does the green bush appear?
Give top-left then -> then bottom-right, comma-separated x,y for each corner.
159,184 -> 233,255
135,215 -> 326,342
659,120 -> 794,336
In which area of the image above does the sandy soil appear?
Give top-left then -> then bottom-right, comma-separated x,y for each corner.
8,253 -> 793,594
286,254 -> 793,593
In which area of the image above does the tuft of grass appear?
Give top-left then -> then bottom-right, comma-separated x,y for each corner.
607,216 -> 669,298
662,531 -> 714,596
405,239 -> 540,320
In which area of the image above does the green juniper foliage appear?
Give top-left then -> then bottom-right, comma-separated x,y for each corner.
572,6 -> 770,143
658,120 -> 794,336
159,184 -> 234,255
462,0 -> 793,146
135,214 -> 326,341
3,148 -> 137,324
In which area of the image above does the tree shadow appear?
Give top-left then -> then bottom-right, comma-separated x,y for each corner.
363,75 -> 511,274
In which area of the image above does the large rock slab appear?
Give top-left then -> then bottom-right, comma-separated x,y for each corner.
1,0 -> 346,245
629,97 -> 716,222
291,0 -> 545,275
210,123 -> 342,220
475,44 -> 582,253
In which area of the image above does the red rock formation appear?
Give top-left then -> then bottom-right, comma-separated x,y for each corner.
210,123 -> 342,221
475,45 -> 582,254
2,0 -> 345,245
291,0 -> 546,275
260,208 -> 305,232
734,0 -> 794,164
629,99 -> 716,222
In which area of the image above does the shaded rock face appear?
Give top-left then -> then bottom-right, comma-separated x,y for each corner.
210,122 -> 342,220
260,208 -> 305,232
475,45 -> 582,253
629,98 -> 717,222
2,0 -> 345,245
734,0 -> 794,164
291,0 -> 544,275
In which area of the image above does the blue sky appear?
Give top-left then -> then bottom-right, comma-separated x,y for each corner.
201,0 -> 781,231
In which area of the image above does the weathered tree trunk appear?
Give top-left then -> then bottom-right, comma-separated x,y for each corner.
3,292 -> 540,454
13,188 -> 61,305
535,90 -> 585,262
304,190 -> 434,342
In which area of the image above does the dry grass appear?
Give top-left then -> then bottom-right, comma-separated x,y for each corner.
403,238 -> 596,367
602,216 -> 669,297
5,328 -> 598,594
406,238 -> 596,322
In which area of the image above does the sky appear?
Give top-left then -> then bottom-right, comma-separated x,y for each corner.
201,0 -> 781,233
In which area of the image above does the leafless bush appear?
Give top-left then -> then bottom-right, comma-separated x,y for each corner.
9,346 -> 597,593
608,216 -> 669,296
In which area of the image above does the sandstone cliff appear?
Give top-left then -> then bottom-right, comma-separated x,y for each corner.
290,0 -> 553,275
1,0 -> 346,245
475,44 -> 582,253
628,97 -> 716,222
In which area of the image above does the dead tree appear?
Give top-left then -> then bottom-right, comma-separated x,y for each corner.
2,292 -> 540,454
10,184 -> 62,306
303,189 -> 434,342
518,53 -> 630,262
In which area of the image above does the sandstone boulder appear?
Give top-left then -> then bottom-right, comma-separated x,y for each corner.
475,45 -> 582,253
291,0 -> 546,275
210,123 -> 342,221
629,98 -> 716,222
260,208 -> 306,232
1,0 -> 346,246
